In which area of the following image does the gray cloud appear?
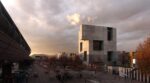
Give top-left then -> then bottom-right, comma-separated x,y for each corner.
1,0 -> 150,54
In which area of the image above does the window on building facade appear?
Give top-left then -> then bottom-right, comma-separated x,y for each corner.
84,51 -> 87,61
93,40 -> 103,51
107,51 -> 113,62
80,42 -> 82,52
107,27 -> 113,41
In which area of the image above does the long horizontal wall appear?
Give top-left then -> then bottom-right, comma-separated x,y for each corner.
108,66 -> 150,83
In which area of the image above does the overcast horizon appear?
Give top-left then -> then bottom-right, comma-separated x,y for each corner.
1,0 -> 150,55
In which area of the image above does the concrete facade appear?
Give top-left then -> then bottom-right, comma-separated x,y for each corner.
78,24 -> 117,65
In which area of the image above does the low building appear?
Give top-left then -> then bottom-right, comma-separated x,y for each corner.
116,51 -> 137,67
32,54 -> 49,61
117,51 -> 131,67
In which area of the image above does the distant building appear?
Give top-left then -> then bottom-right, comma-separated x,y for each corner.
57,52 -> 78,58
57,52 -> 68,59
117,51 -> 131,67
32,54 -> 49,61
78,24 -> 117,65
116,51 -> 136,67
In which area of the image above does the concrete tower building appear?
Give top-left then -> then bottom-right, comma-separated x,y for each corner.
78,24 -> 117,65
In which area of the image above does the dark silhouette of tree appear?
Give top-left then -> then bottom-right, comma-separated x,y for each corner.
59,55 -> 69,68
48,56 -> 58,69
48,53 -> 83,70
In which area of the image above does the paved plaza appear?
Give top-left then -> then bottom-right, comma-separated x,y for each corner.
28,64 -> 144,83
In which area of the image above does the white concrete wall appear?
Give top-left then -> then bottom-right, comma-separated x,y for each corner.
78,24 -> 117,65
107,66 -> 150,83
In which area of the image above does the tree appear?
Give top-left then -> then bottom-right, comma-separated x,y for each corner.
48,56 -> 58,69
59,55 -> 69,68
136,37 -> 150,74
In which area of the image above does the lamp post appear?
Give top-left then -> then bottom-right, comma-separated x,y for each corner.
132,59 -> 136,68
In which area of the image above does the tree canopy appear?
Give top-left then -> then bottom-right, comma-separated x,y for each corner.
136,36 -> 150,74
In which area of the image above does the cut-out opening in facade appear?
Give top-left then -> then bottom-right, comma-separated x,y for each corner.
93,40 -> 103,51
80,42 -> 82,52
107,51 -> 113,62
84,51 -> 87,61
107,27 -> 113,41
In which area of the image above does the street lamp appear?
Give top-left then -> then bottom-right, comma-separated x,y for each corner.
132,59 -> 136,67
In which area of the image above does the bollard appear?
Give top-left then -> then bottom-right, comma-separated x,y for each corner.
148,75 -> 150,83
141,73 -> 143,82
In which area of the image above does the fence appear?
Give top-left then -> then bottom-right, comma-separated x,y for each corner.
107,66 -> 150,83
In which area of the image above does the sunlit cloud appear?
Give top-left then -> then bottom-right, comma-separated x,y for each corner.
67,13 -> 81,25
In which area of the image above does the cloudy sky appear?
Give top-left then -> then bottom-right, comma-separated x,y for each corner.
1,0 -> 150,55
